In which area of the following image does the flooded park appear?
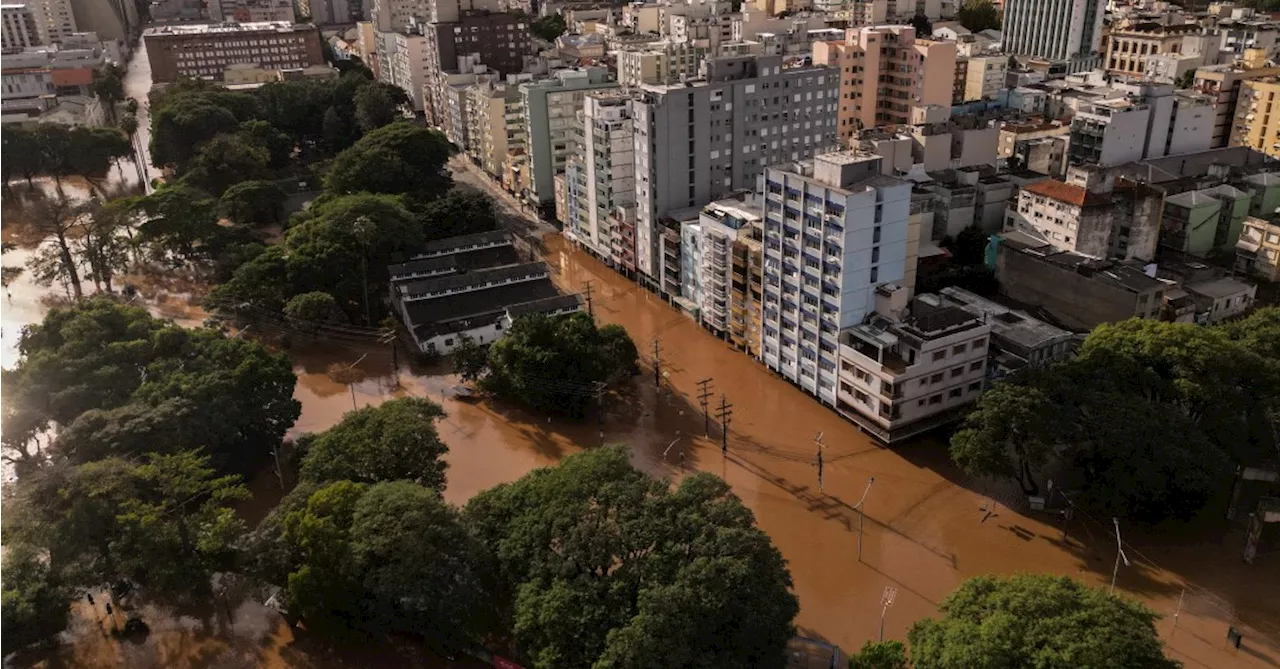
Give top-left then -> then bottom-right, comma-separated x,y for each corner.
3,173 -> 1280,669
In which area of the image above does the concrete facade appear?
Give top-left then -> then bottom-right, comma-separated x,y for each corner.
520,67 -> 617,206
1002,0 -> 1104,62
143,22 -> 324,83
2,4 -> 42,51
632,54 -> 839,284
759,152 -> 914,406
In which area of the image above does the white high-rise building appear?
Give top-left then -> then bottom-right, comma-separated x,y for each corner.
564,89 -> 636,261
759,151 -> 914,406
1002,0 -> 1104,65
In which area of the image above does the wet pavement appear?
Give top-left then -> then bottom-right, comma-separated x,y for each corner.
4,188 -> 1280,667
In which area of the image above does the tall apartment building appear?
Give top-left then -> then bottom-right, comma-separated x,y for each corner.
520,66 -> 617,207
207,0 -> 295,22
812,26 -> 955,142
143,22 -> 325,82
389,30 -> 428,110
1003,176 -> 1163,261
70,0 -> 136,44
632,55 -> 840,286
963,54 -> 1006,102
466,82 -> 520,177
1002,0 -> 1103,67
422,11 -> 530,124
371,0 -> 424,31
1229,77 -> 1280,158
564,90 -> 636,261
2,4 -> 41,51
696,196 -> 765,356
759,151 -> 915,406
1195,50 -> 1280,148
23,0 -> 74,45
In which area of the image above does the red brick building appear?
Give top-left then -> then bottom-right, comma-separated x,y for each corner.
143,21 -> 324,83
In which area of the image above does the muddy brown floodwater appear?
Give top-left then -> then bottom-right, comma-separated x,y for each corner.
4,199 -> 1280,668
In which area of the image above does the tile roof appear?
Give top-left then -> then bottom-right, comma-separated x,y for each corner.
1022,179 -> 1109,207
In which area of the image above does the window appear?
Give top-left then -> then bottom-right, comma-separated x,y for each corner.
972,338 -> 986,349
932,350 -> 946,361
949,388 -> 963,399
855,390 -> 869,404
968,381 -> 982,392
951,366 -> 964,378
952,343 -> 966,355
917,399 -> 927,407
928,394 -> 942,405
930,372 -> 944,383
444,338 -> 454,346
969,360 -> 983,371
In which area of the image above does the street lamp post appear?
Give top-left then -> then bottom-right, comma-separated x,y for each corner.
1110,518 -> 1130,595
854,476 -> 876,561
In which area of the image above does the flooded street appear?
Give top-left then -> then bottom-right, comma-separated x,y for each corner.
4,187 -> 1280,668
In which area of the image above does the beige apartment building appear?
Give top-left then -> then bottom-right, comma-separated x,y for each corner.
812,26 -> 955,141
963,54 -> 1006,102
617,40 -> 708,86
466,82 -> 521,178
1229,77 -> 1280,158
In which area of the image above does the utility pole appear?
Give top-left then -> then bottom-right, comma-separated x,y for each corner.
715,394 -> 733,455
697,378 -> 714,437
652,338 -> 662,391
583,280 -> 595,317
854,476 -> 876,561
812,432 -> 825,493
1110,517 -> 1130,595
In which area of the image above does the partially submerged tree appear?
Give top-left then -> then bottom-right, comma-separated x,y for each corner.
482,312 -> 638,417
907,574 -> 1179,669
464,446 -> 799,669
298,397 -> 450,490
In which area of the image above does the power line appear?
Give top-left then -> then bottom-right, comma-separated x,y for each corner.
715,393 -> 732,456
652,337 -> 662,391
696,378 -> 713,438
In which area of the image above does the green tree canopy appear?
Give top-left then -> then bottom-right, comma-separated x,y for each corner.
218,179 -> 287,226
531,14 -> 567,41
91,63 -> 125,120
7,298 -> 299,475
4,451 -> 249,602
182,134 -> 271,195
481,312 -> 639,417
464,446 -> 798,669
1,545 -> 72,651
298,397 -> 449,490
907,574 -> 1179,669
209,193 -> 423,319
133,182 -> 223,262
419,188 -> 501,241
951,315 -> 1277,521
847,641 -> 908,669
271,480 -> 490,647
354,81 -> 411,133
957,0 -> 1001,32
236,119 -> 294,168
284,291 -> 347,329
149,88 -> 258,169
323,122 -> 454,200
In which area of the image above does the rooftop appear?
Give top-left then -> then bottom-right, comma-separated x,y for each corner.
416,230 -> 512,258
1185,276 -> 1255,299
397,262 -> 547,299
999,232 -> 1165,293
143,22 -> 311,36
404,278 -> 560,340
1022,179 -> 1109,207
939,286 -> 1074,352
388,245 -> 522,282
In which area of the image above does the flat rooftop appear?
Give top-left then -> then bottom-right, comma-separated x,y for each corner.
939,286 -> 1073,351
143,22 -> 311,36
